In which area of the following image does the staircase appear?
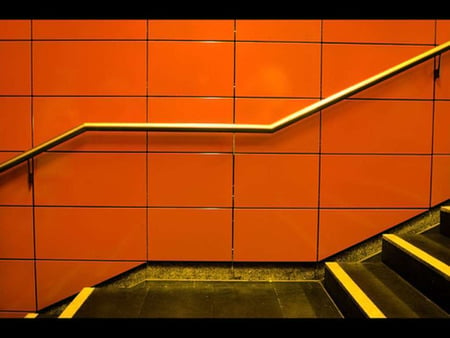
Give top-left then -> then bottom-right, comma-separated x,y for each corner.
27,207 -> 449,319
324,206 -> 449,318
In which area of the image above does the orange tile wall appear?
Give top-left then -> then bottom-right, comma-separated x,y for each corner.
0,19 -> 449,315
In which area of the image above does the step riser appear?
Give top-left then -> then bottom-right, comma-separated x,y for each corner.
381,240 -> 449,313
440,208 -> 450,237
323,267 -> 367,318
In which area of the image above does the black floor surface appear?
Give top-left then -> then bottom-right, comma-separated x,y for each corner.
73,280 -> 343,318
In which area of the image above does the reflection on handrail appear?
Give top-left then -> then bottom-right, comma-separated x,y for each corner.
0,41 -> 449,174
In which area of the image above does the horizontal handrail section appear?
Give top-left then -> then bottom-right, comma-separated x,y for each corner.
0,41 -> 449,174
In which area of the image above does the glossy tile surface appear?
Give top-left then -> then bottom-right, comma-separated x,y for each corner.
322,99 -> 433,154
36,260 -> 141,310
33,97 -> 147,151
435,52 -> 450,99
0,152 -> 32,205
320,155 -> 431,208
234,154 -> 319,207
148,153 -> 232,207
0,42 -> 30,94
0,312 -> 29,318
0,260 -> 35,311
235,42 -> 321,97
0,207 -> 34,259
148,41 -> 234,96
431,155 -> 450,206
35,207 -> 146,260
0,20 -> 30,39
234,209 -> 317,262
236,20 -> 321,41
318,209 -> 425,260
148,97 -> 233,152
149,20 -> 234,40
33,19 -> 146,39
323,20 -> 434,44
235,98 -> 319,153
148,208 -> 232,261
436,20 -> 450,44
34,152 -> 146,206
0,97 -> 31,150
322,44 -> 433,99
434,101 -> 450,153
33,41 -> 146,95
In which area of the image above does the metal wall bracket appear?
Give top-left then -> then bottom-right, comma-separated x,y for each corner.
434,54 -> 441,80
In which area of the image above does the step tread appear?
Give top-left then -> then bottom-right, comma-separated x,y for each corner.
74,287 -> 148,318
339,262 -> 448,318
72,280 -> 342,318
402,227 -> 450,265
383,234 -> 449,277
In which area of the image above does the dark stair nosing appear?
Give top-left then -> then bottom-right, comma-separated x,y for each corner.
382,234 -> 449,313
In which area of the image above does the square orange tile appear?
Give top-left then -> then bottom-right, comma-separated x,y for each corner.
0,152 -> 32,205
0,20 -> 30,39
148,41 -> 234,96
320,155 -> 431,208
322,44 -> 434,99
0,312 -> 30,318
148,153 -> 232,207
234,98 -> 320,153
435,52 -> 450,100
321,99 -> 433,154
35,207 -> 146,260
318,209 -> 426,260
33,97 -> 147,152
236,42 -> 321,98
433,101 -> 450,154
0,97 -> 31,151
0,207 -> 33,259
234,208 -> 318,262
148,208 -> 232,261
236,20 -> 321,41
36,260 -> 141,310
34,152 -> 146,206
33,41 -> 146,95
431,155 -> 450,206
323,20 -> 435,44
436,20 -> 450,44
0,260 -> 35,311
0,42 -> 30,95
148,20 -> 234,40
234,154 -> 319,207
148,97 -> 233,152
33,19 -> 146,39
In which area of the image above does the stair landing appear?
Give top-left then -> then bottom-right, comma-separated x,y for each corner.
59,280 -> 342,319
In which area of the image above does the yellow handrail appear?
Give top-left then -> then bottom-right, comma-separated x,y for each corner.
0,41 -> 449,174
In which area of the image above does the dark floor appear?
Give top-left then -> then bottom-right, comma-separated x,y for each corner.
73,280 -> 343,318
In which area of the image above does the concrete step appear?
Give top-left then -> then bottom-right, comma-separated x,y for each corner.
324,262 -> 448,318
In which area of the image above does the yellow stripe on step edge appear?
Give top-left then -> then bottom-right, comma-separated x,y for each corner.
58,287 -> 95,319
24,313 -> 38,318
326,262 -> 386,319
383,234 -> 450,277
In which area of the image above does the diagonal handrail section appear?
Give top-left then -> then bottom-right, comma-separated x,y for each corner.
0,41 -> 449,174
